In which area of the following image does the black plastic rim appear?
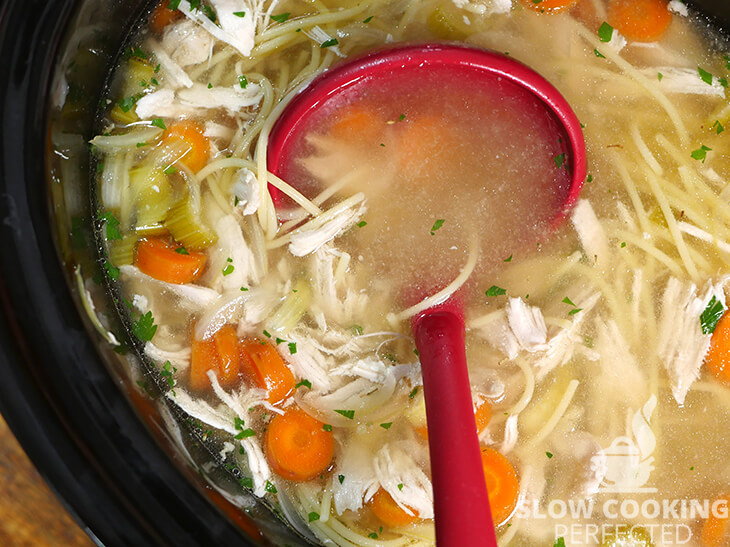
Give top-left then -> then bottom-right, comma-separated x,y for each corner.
0,1 -> 728,546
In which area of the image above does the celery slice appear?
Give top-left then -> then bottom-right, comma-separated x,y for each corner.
164,197 -> 217,250
135,223 -> 168,237
129,165 -> 174,227
110,103 -> 139,125
109,234 -> 138,266
267,279 -> 312,335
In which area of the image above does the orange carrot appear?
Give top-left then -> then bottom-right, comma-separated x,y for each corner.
329,104 -> 384,142
240,339 -> 296,405
161,121 -> 210,173
190,339 -> 220,391
475,402 -> 492,433
701,496 -> 730,547
149,1 -> 183,34
481,447 -> 520,525
607,0 -> 672,42
397,115 -> 455,179
213,325 -> 242,388
705,311 -> 730,385
523,0 -> 579,14
368,488 -> 419,528
265,407 -> 335,481
135,237 -> 207,284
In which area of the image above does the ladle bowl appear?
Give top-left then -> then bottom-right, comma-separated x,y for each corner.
267,43 -> 586,546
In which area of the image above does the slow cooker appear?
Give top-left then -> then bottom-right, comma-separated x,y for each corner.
0,1 -> 729,546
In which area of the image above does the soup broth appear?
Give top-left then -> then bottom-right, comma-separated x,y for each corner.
90,0 -> 730,545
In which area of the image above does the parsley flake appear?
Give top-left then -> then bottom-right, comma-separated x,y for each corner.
700,295 -> 725,334
430,219 -> 445,235
132,311 -> 157,341
99,211 -> 122,241
363,15 -> 373,23
698,66 -> 714,85
397,483 -> 403,490
657,72 -> 663,81
222,259 -> 235,276
151,118 -> 166,130
296,379 -> 312,389
586,174 -> 593,183
380,422 -> 392,429
553,153 -> 566,168
271,12 -> 290,23
598,21 -> 614,43
240,286 -> 248,291
368,533 -> 378,539
175,246 -> 189,255
323,424 -> 333,432
562,296 -> 576,306
288,342 -> 297,354
239,477 -> 254,489
713,120 -> 725,134
238,75 -> 248,89
163,165 -> 177,175
504,254 -> 513,262
691,145 -> 712,163
357,221 -> 367,228
409,387 -> 419,399
321,38 -> 339,48
234,428 -> 256,439
338,474 -> 345,484
265,481 -> 277,494
308,512 -> 320,522
233,10 -> 245,17
594,49 -> 605,58
118,95 -> 139,113
234,417 -> 246,430
485,285 -> 507,297
554,538 -> 566,547
104,261 -> 120,280
168,0 -> 181,9
335,409 -> 355,419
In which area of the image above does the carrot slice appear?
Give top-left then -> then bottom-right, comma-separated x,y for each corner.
523,0 -> 579,14
481,447 -> 520,525
190,339 -> 220,391
240,339 -> 295,405
149,1 -> 183,34
135,237 -> 207,284
265,407 -> 335,481
161,121 -> 210,173
398,115 -> 455,179
475,402 -> 492,433
329,104 -> 384,142
213,325 -> 241,388
368,488 -> 419,528
701,495 -> 730,547
705,311 -> 730,385
607,0 -> 671,42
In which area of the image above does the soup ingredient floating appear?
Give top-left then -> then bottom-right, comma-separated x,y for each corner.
267,43 -> 586,545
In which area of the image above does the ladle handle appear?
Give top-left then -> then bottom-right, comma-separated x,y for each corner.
414,310 -> 498,547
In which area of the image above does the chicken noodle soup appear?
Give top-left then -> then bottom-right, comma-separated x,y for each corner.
92,0 -> 730,545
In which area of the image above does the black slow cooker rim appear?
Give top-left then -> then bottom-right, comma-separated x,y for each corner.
0,1 -> 255,545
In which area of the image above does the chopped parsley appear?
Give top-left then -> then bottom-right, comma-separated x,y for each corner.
321,38 -> 339,49
322,424 -> 333,432
240,286 -> 249,291
554,538 -> 566,547
430,218 -> 445,235
233,10 -> 246,17
586,174 -> 593,183
308,512 -> 320,522
275,337 -> 286,345
338,474 -> 345,484
594,49 -> 605,59
288,342 -> 298,354
698,66 -> 714,85
398,113 -> 406,121
151,118 -> 166,130
136,142 -> 147,148
620,241 -> 627,248
271,12 -> 290,23
691,144 -> 712,163
334,409 -> 355,419
713,120 -> 725,134
99,211 -> 122,240
363,15 -> 373,23
163,165 -> 177,175
657,72 -> 663,81
690,466 -> 695,471
295,379 -> 312,389
239,477 -> 254,489
568,308 -> 583,316
721,77 -> 729,88
265,481 -> 277,494
700,295 -> 725,334
161,361 -> 176,391
174,246 -> 189,255
234,428 -> 256,439
562,296 -> 577,306
234,416 -> 246,430
222,258 -> 235,276
380,422 -> 392,429
546,451 -> 553,459
238,75 -> 248,89
104,261 -> 120,280
408,387 -> 419,399
553,153 -> 566,168
504,254 -> 513,262
203,4 -> 216,22
132,311 -> 157,341
207,82 -> 213,89
117,95 -> 139,113
356,220 -> 367,228
368,533 -> 378,539
414,348 -> 419,356
397,483 -> 404,490
168,0 -> 181,9
598,21 -> 613,43
262,329 -> 271,338
485,285 -> 507,297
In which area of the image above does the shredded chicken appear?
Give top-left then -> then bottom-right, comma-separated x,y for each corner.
135,83 -> 263,119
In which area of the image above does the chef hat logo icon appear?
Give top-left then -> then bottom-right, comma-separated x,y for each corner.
594,395 -> 658,493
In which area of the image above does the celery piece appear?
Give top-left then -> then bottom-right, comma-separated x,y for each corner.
110,103 -> 139,125
164,197 -> 217,250
129,165 -> 175,227
135,223 -> 168,237
121,58 -> 156,97
426,6 -> 468,40
267,279 -> 312,335
109,234 -> 138,266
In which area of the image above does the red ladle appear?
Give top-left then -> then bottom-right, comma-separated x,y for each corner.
267,44 -> 586,546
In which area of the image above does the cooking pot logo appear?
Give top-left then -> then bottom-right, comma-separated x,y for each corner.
595,395 -> 657,493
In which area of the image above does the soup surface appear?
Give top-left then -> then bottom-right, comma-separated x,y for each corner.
90,0 -> 730,545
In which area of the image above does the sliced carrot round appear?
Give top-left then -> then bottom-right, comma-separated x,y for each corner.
607,0 -> 671,42
481,447 -> 520,525
149,1 -> 183,34
474,402 -> 492,433
329,104 -> 384,142
213,325 -> 241,388
523,0 -> 579,14
135,237 -> 207,284
265,407 -> 335,481
701,495 -> 730,547
368,488 -> 419,528
161,121 -> 210,173
190,338 -> 220,391
240,339 -> 295,404
705,311 -> 730,385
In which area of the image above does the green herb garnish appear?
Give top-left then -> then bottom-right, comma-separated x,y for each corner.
698,66 -> 714,85
308,512 -> 320,522
132,311 -> 157,341
430,219 -> 445,235
99,211 -> 122,240
265,481 -> 278,493
363,15 -> 373,23
104,261 -> 120,280
485,285 -> 506,297
335,409 -> 355,419
691,145 -> 712,163
594,49 -> 605,58
295,379 -> 312,389
408,387 -> 419,399
323,424 -> 333,432
598,21 -> 614,43
713,120 -> 725,134
235,428 -> 256,439
174,246 -> 189,255
380,422 -> 392,429
700,295 -> 725,334
553,153 -> 566,168
339,474 -> 345,484
321,38 -> 339,48
233,10 -> 245,17
151,118 -> 166,130
271,12 -> 290,23
238,75 -> 248,89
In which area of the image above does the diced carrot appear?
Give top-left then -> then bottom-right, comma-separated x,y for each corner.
397,115 -> 454,179
329,104 -> 384,142
701,495 -> 730,547
240,339 -> 295,405
705,311 -> 730,385
161,121 -> 210,173
607,0 -> 672,42
265,407 -> 335,481
213,325 -> 241,388
481,447 -> 520,525
414,425 -> 429,441
368,488 -> 419,528
523,0 -> 579,14
190,339 -> 220,391
149,1 -> 183,34
135,237 -> 207,284
475,402 -> 492,433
